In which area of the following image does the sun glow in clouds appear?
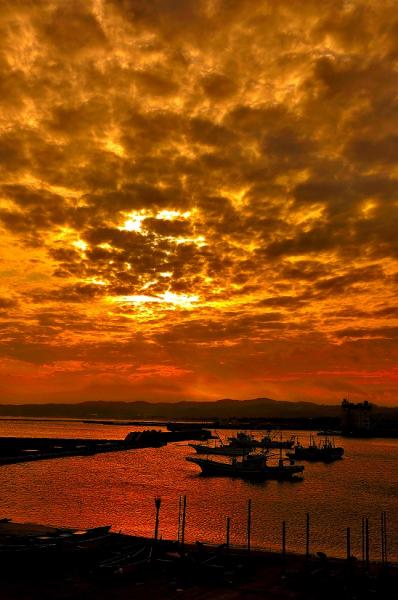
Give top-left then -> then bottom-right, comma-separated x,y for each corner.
156,210 -> 191,220
118,209 -> 192,234
120,213 -> 147,233
72,239 -> 88,252
113,291 -> 199,307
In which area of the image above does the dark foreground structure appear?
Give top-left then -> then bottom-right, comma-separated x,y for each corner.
1,519 -> 396,600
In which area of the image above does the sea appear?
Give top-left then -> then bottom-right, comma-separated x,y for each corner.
1,418 -> 397,561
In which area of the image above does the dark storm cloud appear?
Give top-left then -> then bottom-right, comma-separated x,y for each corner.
315,266 -> 385,294
335,326 -> 398,341
32,283 -> 107,304
200,73 -> 238,100
0,297 -> 16,311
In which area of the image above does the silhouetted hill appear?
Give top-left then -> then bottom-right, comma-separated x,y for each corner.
0,397 -> 397,421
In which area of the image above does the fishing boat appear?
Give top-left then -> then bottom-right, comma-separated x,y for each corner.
186,453 -> 304,481
228,431 -> 295,450
287,435 -> 344,462
227,431 -> 254,448
259,432 -> 295,449
189,431 -> 249,456
189,443 -> 248,456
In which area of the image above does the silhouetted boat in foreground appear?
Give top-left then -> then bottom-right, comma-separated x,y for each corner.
287,436 -> 344,462
186,453 -> 304,480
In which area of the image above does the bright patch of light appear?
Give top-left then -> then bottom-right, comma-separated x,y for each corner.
118,295 -> 157,303
162,291 -> 199,305
160,272 -> 172,277
361,200 -> 377,217
142,279 -> 158,290
174,235 -> 206,247
72,239 -> 88,252
86,278 -> 107,286
156,209 -> 191,220
120,213 -> 146,233
114,291 -> 199,307
104,139 -> 125,157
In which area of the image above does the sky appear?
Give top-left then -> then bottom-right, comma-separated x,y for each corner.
1,0 -> 398,405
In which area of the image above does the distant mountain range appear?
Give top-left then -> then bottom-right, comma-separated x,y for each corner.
0,397 -> 397,420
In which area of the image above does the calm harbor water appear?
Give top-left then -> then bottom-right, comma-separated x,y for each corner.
1,418 -> 398,561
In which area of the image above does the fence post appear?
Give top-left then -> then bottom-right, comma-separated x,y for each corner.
247,499 -> 252,555
154,496 -> 161,542
181,495 -> 187,548
226,516 -> 231,550
346,527 -> 351,562
177,495 -> 182,543
365,518 -> 370,571
282,521 -> 286,564
306,513 -> 310,561
361,517 -> 365,563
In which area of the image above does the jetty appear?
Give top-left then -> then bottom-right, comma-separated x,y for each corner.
0,428 -> 212,466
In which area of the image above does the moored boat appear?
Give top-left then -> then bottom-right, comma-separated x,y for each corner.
259,433 -> 295,449
228,431 -> 295,450
287,436 -> 344,462
189,443 -> 248,456
186,453 -> 304,481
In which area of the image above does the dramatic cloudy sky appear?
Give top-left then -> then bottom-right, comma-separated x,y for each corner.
1,0 -> 398,404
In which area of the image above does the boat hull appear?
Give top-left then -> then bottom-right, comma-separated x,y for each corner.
286,448 -> 344,462
186,456 -> 303,480
259,440 -> 294,449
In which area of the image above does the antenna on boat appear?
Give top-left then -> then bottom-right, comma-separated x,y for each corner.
215,430 -> 223,447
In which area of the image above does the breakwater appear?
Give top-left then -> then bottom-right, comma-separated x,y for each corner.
0,429 -> 211,465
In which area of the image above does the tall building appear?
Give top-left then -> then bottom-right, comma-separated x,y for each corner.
341,399 -> 373,436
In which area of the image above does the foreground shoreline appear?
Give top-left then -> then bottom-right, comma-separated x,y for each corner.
1,520 -> 397,599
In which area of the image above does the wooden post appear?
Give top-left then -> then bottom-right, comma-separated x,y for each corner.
381,512 -> 385,565
361,517 -> 365,562
181,495 -> 187,548
154,496 -> 161,542
346,527 -> 351,562
306,513 -> 310,560
282,521 -> 286,562
247,499 -> 252,554
177,495 -> 182,543
384,512 -> 388,565
382,511 -> 388,565
226,516 -> 231,550
365,517 -> 369,570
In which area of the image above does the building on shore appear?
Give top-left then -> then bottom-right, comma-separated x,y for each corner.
341,399 -> 373,436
